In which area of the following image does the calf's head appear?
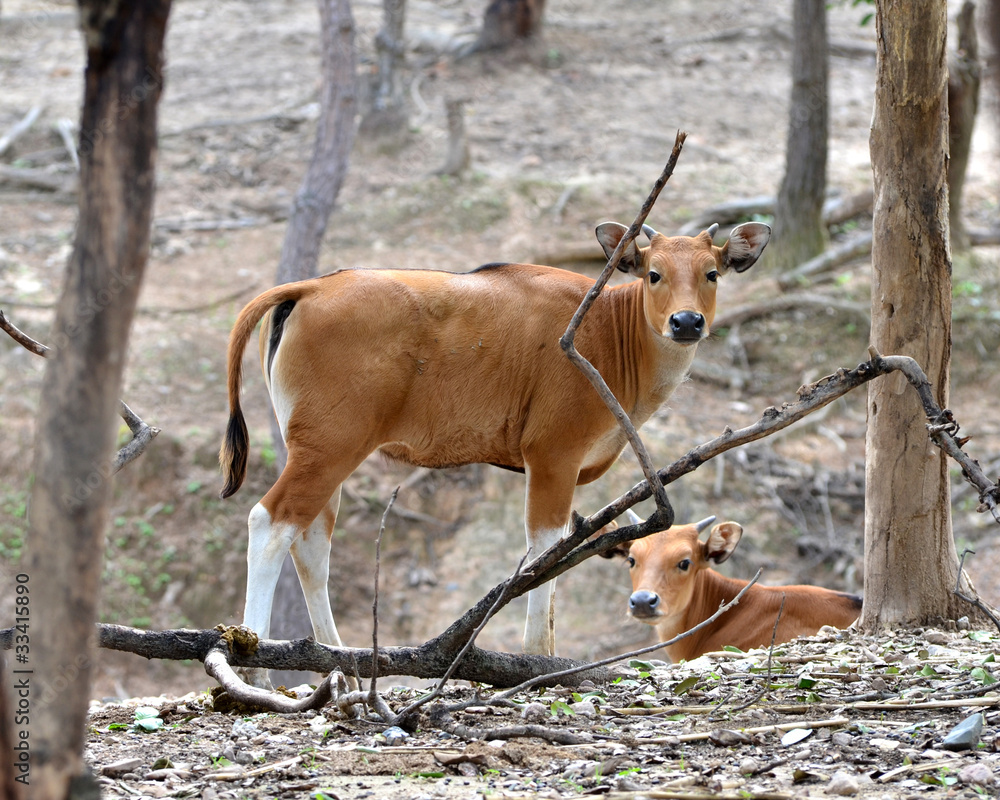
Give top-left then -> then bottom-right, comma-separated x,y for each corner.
603,513 -> 744,628
595,222 -> 770,344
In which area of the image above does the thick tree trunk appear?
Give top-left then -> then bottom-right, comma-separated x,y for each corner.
947,0 -> 980,252
265,0 -> 358,688
863,0 -> 970,629
771,0 -> 828,270
20,2 -> 170,797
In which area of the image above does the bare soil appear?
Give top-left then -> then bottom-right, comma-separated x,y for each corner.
2,0 -> 1000,797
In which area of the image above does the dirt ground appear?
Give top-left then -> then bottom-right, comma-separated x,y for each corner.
2,0 -> 1000,797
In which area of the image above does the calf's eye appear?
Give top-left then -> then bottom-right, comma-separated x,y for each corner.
627,556 -> 636,568
677,559 -> 691,571
706,270 -> 719,283
648,271 -> 661,284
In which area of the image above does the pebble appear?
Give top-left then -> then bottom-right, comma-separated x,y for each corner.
826,770 -> 860,796
521,702 -> 548,722
100,758 -> 142,778
738,757 -> 759,775
942,713 -> 985,751
959,762 -> 995,787
382,726 -> 409,746
570,699 -> 597,717
831,732 -> 853,748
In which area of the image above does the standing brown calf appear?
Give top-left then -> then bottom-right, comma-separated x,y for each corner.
219,221 -> 770,685
604,513 -> 861,661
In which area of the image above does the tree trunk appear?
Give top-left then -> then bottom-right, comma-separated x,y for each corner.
265,0 -> 358,688
947,0 -> 980,252
360,0 -> 407,137
862,0 -> 971,629
771,0 -> 828,271
21,2 -> 170,797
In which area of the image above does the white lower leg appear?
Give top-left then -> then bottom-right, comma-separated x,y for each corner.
242,503 -> 297,687
522,526 -> 565,655
290,499 -> 343,647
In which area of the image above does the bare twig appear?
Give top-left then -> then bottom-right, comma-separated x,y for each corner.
0,105 -> 43,157
0,310 -> 160,471
560,131 -> 687,519
393,554 -> 530,725
778,233 -> 874,290
56,118 -> 79,171
732,593 -> 785,712
954,549 -> 1000,635
0,163 -> 77,193
712,291 -> 870,331
369,487 -> 399,704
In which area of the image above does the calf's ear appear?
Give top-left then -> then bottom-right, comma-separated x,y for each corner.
719,223 -> 770,274
703,522 -> 743,565
596,222 -> 644,275
593,520 -> 630,559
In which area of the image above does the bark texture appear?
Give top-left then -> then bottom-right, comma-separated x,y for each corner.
23,2 -> 170,797
771,0 -> 828,270
863,0 -> 969,628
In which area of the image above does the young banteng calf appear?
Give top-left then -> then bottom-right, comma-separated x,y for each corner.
603,513 -> 861,661
220,221 -> 770,685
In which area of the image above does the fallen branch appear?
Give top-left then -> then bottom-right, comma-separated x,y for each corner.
777,233 -> 873,290
0,163 -> 77,194
152,216 -> 271,232
0,105 -> 44,157
677,189 -> 873,237
0,310 -> 160,472
954,549 -> 1000,635
712,291 -> 870,331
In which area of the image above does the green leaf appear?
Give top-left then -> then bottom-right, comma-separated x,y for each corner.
135,717 -> 163,732
628,659 -> 655,672
134,706 -> 160,720
107,723 -> 129,731
918,665 -> 940,678
797,674 -> 817,689
722,645 -> 745,653
673,675 -> 700,696
550,700 -> 575,717
970,667 -> 997,685
968,631 -> 992,643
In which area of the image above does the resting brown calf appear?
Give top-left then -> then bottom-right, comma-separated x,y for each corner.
604,514 -> 861,662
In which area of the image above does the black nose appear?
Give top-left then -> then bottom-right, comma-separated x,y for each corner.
629,590 -> 660,618
669,310 -> 705,341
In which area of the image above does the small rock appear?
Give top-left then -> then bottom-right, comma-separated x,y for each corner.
923,631 -> 950,645
382,726 -> 409,746
870,738 -> 899,751
100,758 -> 142,778
942,713 -> 985,751
869,677 -> 887,692
709,729 -> 751,747
231,719 -> 262,739
738,757 -> 759,775
831,732 -> 853,748
826,770 -> 860,796
959,762 -> 995,788
521,702 -> 547,722
570,699 -> 597,717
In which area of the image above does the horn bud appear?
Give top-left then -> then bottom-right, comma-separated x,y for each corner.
641,224 -> 659,241
625,509 -> 643,525
706,223 -> 719,240
694,515 -> 717,533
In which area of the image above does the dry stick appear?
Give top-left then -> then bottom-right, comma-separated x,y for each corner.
393,554 -> 531,725
0,106 -> 43,157
732,593 -> 785,713
559,130 -> 687,519
368,486 -> 399,706
203,641 -> 335,713
0,310 -> 160,472
954,549 -> 1000,635
494,570 -> 763,701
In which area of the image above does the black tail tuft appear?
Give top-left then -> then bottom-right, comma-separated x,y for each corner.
219,412 -> 250,499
